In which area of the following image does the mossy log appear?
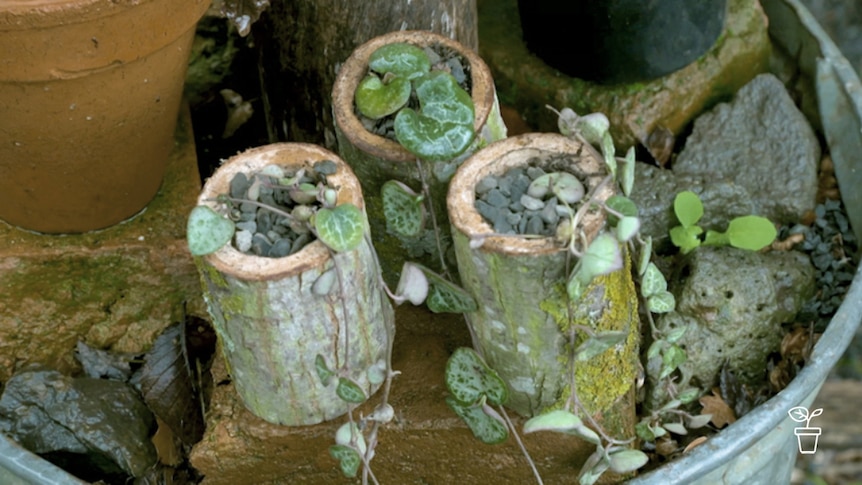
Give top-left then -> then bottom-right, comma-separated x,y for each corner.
448,134 -> 639,442
333,30 -> 508,286
196,143 -> 394,426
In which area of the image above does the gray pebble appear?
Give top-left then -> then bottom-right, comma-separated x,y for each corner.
475,199 -> 499,223
236,220 -> 257,233
238,211 -> 256,222
526,216 -> 545,235
520,194 -> 545,211
291,233 -> 312,255
510,174 -> 531,201
505,211 -> 522,225
493,215 -> 514,234
251,233 -> 272,256
509,200 -> 524,212
447,58 -> 467,85
256,211 -> 273,234
234,230 -> 253,252
240,201 -> 258,213
541,197 -> 560,225
230,173 -> 250,199
476,176 -> 498,195
423,46 -> 442,65
267,230 -> 283,241
526,166 -> 546,180
496,176 -> 512,196
518,216 -> 528,233
268,237 -> 293,258
486,188 -> 508,208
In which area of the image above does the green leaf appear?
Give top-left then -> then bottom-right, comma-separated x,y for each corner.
673,191 -> 704,227
604,195 -> 638,225
669,225 -> 703,254
601,131 -> 617,177
579,449 -> 610,485
621,146 -> 636,197
417,265 -> 478,313
329,445 -> 361,478
579,233 -> 623,279
187,205 -> 234,256
636,420 -> 656,442
677,387 -> 701,404
703,229 -> 730,246
641,262 -> 668,297
665,326 -> 687,344
616,216 -> 640,242
334,422 -> 367,454
314,203 -> 365,252
575,112 -> 610,146
687,414 -> 713,429
662,422 -> 688,435
336,377 -> 367,403
445,347 -> 508,406
394,71 -> 475,162
727,215 -> 777,251
368,42 -> 431,79
659,344 -> 687,379
638,236 -> 653,277
523,410 -> 584,434
381,180 -> 425,238
647,291 -> 676,313
608,449 -> 649,474
575,331 -> 627,362
354,74 -> 411,119
550,172 -> 585,204
446,396 -> 509,444
315,354 -> 335,386
646,340 -> 663,360
567,270 -> 587,302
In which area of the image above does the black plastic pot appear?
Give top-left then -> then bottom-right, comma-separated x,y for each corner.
518,0 -> 727,84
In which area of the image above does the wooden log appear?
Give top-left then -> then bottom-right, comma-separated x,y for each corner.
332,30 -> 507,285
253,0 -> 478,147
448,133 -> 639,444
195,143 -> 394,426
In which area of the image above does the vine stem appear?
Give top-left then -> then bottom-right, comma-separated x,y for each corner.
499,405 -> 544,485
415,158 -> 451,280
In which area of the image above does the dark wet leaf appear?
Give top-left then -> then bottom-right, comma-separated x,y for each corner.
137,319 -> 215,446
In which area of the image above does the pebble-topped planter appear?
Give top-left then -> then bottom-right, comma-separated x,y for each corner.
194,143 -> 394,426
332,30 -> 507,285
447,133 -> 639,436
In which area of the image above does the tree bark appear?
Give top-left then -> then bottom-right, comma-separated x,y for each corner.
253,0 -> 478,148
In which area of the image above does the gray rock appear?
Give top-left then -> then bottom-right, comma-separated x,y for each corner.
269,237 -> 293,258
541,197 -> 560,225
526,216 -> 545,235
234,229 -> 253,252
235,220 -> 257,233
251,233 -> 272,256
475,199 -> 499,223
476,175 -> 498,195
0,367 -> 157,478
647,247 -> 816,406
486,188 -> 508,208
673,73 -> 819,222
229,172 -> 250,199
520,194 -> 545,211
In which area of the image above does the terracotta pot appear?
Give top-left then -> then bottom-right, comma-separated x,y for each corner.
332,30 -> 507,285
195,143 -> 394,426
447,133 -> 639,436
0,0 -> 209,233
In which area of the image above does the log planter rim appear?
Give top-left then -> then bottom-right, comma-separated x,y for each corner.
447,132 -> 613,256
196,142 -> 365,281
332,29 -> 496,163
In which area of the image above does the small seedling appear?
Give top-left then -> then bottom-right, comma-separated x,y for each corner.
669,190 -> 777,253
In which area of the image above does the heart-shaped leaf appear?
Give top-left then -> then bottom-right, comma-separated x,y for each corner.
446,396 -> 509,444
575,331 -> 628,362
608,449 -> 649,474
616,216 -> 640,242
355,74 -> 411,119
647,290 -> 676,314
445,347 -> 508,406
620,146 -> 636,197
579,233 -> 623,280
187,205 -> 234,256
381,180 -> 425,237
368,42 -> 431,79
416,264 -> 478,313
640,262 -> 667,297
329,445 -> 361,478
314,203 -> 365,252
727,215 -> 777,251
336,377 -> 367,404
315,354 -> 335,386
670,225 -> 703,254
575,112 -> 610,146
394,71 -> 475,162
604,195 -> 638,225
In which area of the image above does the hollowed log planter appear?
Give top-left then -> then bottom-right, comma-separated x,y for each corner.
195,143 -> 394,426
332,30 -> 507,285
447,132 -> 640,439
0,0 -> 208,233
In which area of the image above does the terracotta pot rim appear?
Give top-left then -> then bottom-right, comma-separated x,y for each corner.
198,143 -> 365,282
332,30 -> 496,163
447,133 -> 611,256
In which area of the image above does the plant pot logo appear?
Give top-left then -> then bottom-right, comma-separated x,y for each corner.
788,406 -> 823,454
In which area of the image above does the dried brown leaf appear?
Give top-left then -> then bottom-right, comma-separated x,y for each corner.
683,436 -> 708,454
644,125 -> 675,168
699,390 -> 736,428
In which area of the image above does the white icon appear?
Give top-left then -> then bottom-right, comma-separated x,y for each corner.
788,406 -> 823,454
